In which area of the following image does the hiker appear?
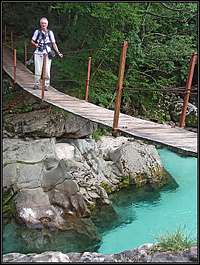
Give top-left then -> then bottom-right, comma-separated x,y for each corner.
31,17 -> 63,90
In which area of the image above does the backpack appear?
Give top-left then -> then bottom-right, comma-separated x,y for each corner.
35,29 -> 53,46
34,29 -> 56,59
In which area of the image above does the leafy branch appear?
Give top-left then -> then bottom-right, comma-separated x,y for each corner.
160,2 -> 196,13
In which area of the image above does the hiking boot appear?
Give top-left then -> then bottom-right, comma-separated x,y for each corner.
33,85 -> 39,90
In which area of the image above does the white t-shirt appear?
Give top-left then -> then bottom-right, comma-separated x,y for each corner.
32,29 -> 56,55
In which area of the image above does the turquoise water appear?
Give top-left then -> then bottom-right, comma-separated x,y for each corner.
3,148 -> 197,255
97,148 -> 197,254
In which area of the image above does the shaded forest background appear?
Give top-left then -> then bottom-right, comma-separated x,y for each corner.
2,2 -> 198,124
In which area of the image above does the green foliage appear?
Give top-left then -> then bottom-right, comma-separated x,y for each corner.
89,70 -> 118,108
3,189 -> 16,221
49,106 -> 69,118
185,114 -> 197,127
3,92 -> 15,103
91,127 -> 111,141
100,181 -> 113,194
3,78 -> 14,96
152,227 -> 196,252
12,103 -> 33,113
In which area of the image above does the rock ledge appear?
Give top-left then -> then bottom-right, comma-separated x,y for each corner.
3,245 -> 198,263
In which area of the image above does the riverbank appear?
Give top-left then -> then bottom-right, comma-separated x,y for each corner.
3,245 -> 197,262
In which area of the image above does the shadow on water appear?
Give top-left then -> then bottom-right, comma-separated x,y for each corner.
111,169 -> 179,207
91,204 -> 123,234
3,219 -> 101,254
159,169 -> 179,192
91,170 -> 179,236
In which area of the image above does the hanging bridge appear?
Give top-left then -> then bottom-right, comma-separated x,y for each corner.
3,46 -> 197,157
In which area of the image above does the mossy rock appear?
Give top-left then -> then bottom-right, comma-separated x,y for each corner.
118,175 -> 130,189
3,189 -> 17,223
50,106 -> 69,118
147,167 -> 177,190
100,181 -> 114,194
87,202 -> 96,212
130,168 -> 170,189
132,173 -> 148,188
149,167 -> 168,187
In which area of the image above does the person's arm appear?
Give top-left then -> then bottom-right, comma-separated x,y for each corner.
50,30 -> 63,58
31,39 -> 38,48
52,43 -> 63,58
31,30 -> 39,48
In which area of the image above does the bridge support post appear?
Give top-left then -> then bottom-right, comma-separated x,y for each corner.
24,41 -> 27,65
11,31 -> 13,49
179,52 -> 197,128
4,24 -> 7,44
13,48 -> 16,87
41,54 -> 47,100
112,41 -> 128,136
85,56 -> 91,101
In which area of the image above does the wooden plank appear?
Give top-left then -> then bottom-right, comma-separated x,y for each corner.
118,130 -> 197,155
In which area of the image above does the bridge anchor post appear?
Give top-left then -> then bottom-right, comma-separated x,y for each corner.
85,56 -> 91,101
179,52 -> 197,128
112,41 -> 128,136
11,31 -> 13,49
24,41 -> 27,65
13,48 -> 16,88
4,24 -> 7,44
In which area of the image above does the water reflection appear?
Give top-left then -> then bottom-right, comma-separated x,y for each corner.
91,204 -> 133,234
3,219 -> 101,254
91,170 -> 179,239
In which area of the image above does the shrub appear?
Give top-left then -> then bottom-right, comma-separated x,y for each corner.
152,227 -> 196,252
91,127 -> 111,141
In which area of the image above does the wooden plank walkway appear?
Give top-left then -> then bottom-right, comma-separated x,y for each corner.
3,46 -> 197,156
